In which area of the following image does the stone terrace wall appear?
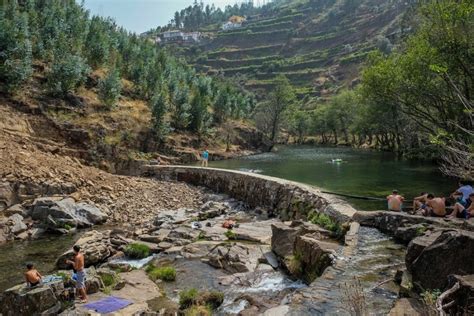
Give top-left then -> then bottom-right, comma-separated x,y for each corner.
141,166 -> 356,223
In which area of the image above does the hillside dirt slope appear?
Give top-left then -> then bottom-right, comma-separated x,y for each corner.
0,103 -> 205,233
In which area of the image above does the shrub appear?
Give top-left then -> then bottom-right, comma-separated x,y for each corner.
225,229 -> 236,240
199,291 -> 224,310
184,305 -> 212,316
308,211 -> 340,234
101,274 -> 116,287
147,266 -> 176,282
179,288 -> 198,309
99,67 -> 122,109
124,243 -> 150,259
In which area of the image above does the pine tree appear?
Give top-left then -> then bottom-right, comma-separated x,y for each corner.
149,89 -> 169,141
0,2 -> 33,92
99,67 -> 122,109
47,47 -> 90,97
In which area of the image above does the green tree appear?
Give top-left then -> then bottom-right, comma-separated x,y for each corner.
0,2 -> 33,92
255,75 -> 296,143
149,89 -> 169,141
98,67 -> 122,109
47,49 -> 90,97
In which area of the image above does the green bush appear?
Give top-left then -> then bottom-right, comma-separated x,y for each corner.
225,229 -> 236,240
199,291 -> 224,310
147,266 -> 176,282
179,288 -> 198,309
101,274 -> 116,287
184,305 -> 212,316
124,243 -> 150,259
308,211 -> 340,233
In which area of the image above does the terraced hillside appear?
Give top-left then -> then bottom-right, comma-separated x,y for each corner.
186,0 -> 414,100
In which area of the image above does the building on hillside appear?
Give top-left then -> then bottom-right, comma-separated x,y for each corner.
221,16 -> 246,31
160,30 -> 201,44
222,21 -> 242,31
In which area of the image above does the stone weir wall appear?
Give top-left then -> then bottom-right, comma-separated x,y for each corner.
141,166 -> 356,223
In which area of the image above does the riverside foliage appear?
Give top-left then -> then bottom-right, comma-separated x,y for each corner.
0,0 -> 254,139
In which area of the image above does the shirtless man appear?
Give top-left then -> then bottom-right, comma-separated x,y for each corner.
422,194 -> 446,217
387,190 -> 404,212
24,263 -> 42,287
66,245 -> 87,303
413,192 -> 428,213
448,193 -> 474,219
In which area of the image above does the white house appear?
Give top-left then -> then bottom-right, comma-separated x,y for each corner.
222,21 -> 242,31
161,30 -> 201,44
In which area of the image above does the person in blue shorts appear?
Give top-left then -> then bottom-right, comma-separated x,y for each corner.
201,149 -> 209,167
448,193 -> 474,219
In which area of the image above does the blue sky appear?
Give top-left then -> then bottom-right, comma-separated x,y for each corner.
81,0 -> 247,33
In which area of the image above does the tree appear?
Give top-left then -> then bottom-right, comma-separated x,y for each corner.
255,75 -> 295,143
99,67 -> 122,109
47,49 -> 90,97
0,2 -> 33,92
149,89 -> 169,141
360,0 -> 473,177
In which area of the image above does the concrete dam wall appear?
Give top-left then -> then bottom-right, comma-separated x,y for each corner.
141,166 -> 357,223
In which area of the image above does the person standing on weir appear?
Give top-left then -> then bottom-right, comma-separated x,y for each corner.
201,149 -> 209,167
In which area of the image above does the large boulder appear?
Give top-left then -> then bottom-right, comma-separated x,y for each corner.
289,235 -> 335,284
31,197 -> 107,229
0,182 -> 14,212
406,229 -> 474,290
444,274 -> 474,315
207,243 -> 266,273
0,280 -> 63,316
56,230 -> 116,269
7,213 -> 27,235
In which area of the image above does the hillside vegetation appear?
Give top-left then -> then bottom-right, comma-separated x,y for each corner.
0,0 -> 271,171
179,0 -> 412,100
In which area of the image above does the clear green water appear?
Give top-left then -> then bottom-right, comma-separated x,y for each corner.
0,234 -> 81,292
209,146 -> 456,211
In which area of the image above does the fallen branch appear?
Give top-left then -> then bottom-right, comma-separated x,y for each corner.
436,282 -> 460,316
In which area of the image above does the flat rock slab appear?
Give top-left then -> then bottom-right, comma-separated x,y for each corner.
388,298 -> 424,316
76,270 -> 161,315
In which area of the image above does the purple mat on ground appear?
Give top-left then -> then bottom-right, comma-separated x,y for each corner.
83,296 -> 132,313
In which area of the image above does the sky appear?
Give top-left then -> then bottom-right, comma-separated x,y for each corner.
81,0 -> 251,33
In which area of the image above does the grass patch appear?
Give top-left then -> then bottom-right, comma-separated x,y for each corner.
225,229 -> 236,240
101,274 -> 116,287
308,211 -> 341,234
184,305 -> 212,316
416,225 -> 428,236
124,243 -> 150,259
146,264 -> 176,282
179,288 -> 224,312
179,288 -> 198,309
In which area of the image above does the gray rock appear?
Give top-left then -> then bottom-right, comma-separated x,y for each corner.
0,182 -> 14,212
56,230 -> 114,269
32,197 -> 108,229
3,204 -> 28,217
8,213 -> 27,235
262,251 -> 279,269
0,280 -> 64,316
406,229 -> 474,290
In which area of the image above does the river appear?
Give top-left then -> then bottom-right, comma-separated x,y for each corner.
210,146 -> 455,211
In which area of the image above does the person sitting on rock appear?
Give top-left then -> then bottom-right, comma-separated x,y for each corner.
450,180 -> 473,206
25,263 -> 42,287
412,192 -> 428,213
387,190 -> 404,212
420,194 -> 446,217
448,193 -> 474,219
65,245 -> 88,303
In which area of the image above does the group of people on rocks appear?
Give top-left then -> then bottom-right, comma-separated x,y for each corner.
24,245 -> 88,303
386,181 -> 474,219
